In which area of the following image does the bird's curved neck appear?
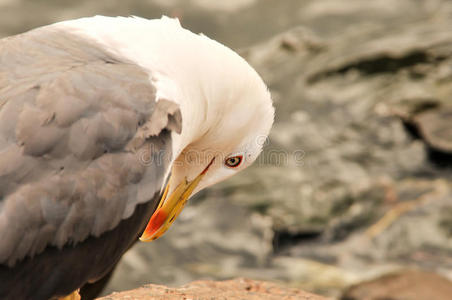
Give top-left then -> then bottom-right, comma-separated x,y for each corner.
152,72 -> 210,159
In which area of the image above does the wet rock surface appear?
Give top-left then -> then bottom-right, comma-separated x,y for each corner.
2,0 -> 452,299
98,278 -> 327,300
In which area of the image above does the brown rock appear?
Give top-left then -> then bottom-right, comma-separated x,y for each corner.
98,278 -> 328,300
341,270 -> 452,300
414,106 -> 452,153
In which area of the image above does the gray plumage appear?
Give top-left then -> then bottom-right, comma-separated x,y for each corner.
0,24 -> 181,273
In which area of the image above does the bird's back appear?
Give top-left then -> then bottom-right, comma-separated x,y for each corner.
0,22 -> 179,299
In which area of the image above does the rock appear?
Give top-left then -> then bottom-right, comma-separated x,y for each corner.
391,100 -> 452,155
341,270 -> 452,300
98,278 -> 328,300
413,106 -> 452,153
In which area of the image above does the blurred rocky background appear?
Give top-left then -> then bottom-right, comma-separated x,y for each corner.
2,0 -> 452,299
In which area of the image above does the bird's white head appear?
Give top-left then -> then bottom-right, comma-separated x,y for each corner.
61,16 -> 274,241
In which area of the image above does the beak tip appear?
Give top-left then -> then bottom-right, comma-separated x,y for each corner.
140,160 -> 212,243
139,234 -> 154,242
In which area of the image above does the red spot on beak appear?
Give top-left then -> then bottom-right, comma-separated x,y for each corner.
143,208 -> 167,237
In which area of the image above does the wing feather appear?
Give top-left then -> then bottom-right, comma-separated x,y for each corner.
0,26 -> 180,266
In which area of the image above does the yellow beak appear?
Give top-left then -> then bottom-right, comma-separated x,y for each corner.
139,158 -> 215,242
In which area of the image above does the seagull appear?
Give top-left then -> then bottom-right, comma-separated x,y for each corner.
0,16 -> 274,300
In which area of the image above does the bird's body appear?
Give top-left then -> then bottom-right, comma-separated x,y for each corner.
0,16 -> 273,299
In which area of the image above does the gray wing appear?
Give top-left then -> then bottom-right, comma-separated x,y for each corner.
0,26 -> 182,266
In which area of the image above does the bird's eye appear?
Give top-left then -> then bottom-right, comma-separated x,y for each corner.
225,155 -> 243,168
